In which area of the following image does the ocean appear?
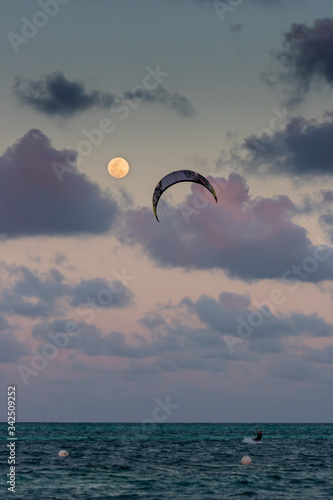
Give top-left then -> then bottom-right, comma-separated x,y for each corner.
1,423 -> 333,499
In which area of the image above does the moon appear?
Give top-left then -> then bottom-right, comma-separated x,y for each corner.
108,157 -> 130,178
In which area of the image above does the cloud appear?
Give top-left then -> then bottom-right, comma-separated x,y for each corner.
123,86 -> 195,118
263,18 -> 333,106
31,317 -> 234,374
302,344 -> 333,365
0,311 -> 29,364
182,294 -> 333,355
49,252 -> 75,271
49,253 -> 69,266
0,129 -> 118,237
118,173 -> 333,281
0,266 -> 68,318
139,312 -> 167,330
70,278 -> 134,309
229,23 -> 243,33
0,333 -> 29,363
13,72 -> 116,117
31,292 -> 333,381
32,320 -> 158,359
319,213 -> 333,243
322,190 -> 333,204
238,114 -> 333,177
319,190 -> 333,242
13,72 -> 195,119
0,264 -> 134,318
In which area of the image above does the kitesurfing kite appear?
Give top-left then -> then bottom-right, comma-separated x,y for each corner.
152,170 -> 217,221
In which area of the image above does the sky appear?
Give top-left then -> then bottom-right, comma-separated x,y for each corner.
0,0 -> 333,423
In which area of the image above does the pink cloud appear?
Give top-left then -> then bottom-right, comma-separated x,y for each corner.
119,174 -> 333,281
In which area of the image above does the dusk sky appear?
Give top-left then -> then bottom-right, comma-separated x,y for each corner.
1,0 -> 333,423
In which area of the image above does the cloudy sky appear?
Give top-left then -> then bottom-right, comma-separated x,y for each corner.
0,0 -> 333,422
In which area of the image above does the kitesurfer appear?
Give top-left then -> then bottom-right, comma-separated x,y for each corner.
253,430 -> 262,442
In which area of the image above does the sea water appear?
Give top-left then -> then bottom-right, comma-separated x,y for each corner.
1,423 -> 333,499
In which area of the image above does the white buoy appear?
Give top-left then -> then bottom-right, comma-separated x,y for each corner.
58,450 -> 68,457
241,456 -> 251,465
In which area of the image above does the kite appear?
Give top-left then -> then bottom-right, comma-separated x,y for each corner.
152,170 -> 217,221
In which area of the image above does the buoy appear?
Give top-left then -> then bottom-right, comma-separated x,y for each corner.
241,456 -> 251,465
58,450 -> 68,457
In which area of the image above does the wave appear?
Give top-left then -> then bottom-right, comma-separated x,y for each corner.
242,437 -> 261,444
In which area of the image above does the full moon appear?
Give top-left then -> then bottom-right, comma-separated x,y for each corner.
108,157 -> 129,178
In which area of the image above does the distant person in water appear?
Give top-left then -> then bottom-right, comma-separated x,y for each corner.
253,430 -> 262,442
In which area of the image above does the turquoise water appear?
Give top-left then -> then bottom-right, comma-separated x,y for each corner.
1,423 -> 333,499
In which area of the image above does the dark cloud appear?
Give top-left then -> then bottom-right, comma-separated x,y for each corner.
319,190 -> 333,242
123,86 -> 195,118
302,345 -> 333,365
0,310 -> 28,364
181,293 -> 252,337
49,253 -> 68,266
0,266 -> 68,318
13,72 -> 195,119
31,293 -> 333,380
49,252 -> 75,271
239,114 -> 333,176
139,312 -> 167,330
320,213 -> 333,227
13,72 -> 116,117
0,313 -> 12,332
182,294 -> 333,355
0,129 -> 118,237
32,320 -> 159,359
322,190 -> 333,203
287,313 -> 333,338
0,264 -> 134,318
229,23 -> 243,33
319,213 -> 333,243
32,317 -> 234,373
118,174 -> 333,281
70,278 -> 134,309
263,18 -> 333,106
